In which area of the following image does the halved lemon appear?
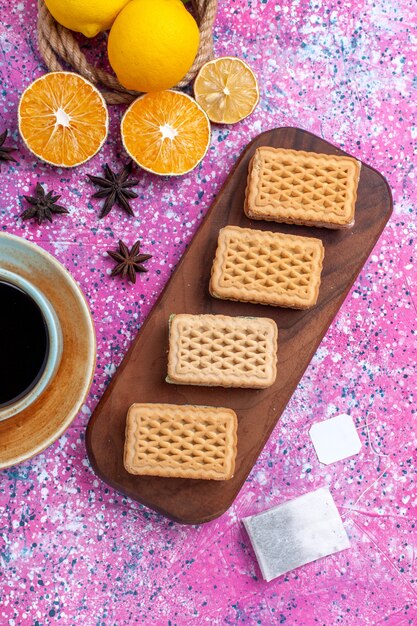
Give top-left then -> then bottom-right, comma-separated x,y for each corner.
194,57 -> 259,124
18,72 -> 108,168
121,90 -> 211,176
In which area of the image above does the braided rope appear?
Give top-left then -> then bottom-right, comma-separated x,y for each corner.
37,0 -> 218,105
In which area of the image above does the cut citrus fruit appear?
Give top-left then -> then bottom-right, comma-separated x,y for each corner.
121,90 -> 211,176
18,72 -> 108,168
194,57 -> 259,124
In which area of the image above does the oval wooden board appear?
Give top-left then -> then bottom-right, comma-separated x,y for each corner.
86,127 -> 392,524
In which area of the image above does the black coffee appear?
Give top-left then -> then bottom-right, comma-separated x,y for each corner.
0,280 -> 49,408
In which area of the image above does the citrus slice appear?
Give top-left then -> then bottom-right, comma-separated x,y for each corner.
18,72 -> 108,168
121,90 -> 211,176
194,57 -> 259,124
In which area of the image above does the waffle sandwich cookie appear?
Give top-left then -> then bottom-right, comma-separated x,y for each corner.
167,313 -> 278,389
210,225 -> 324,309
124,403 -> 238,481
244,147 -> 361,229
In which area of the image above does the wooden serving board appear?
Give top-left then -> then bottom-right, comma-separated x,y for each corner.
86,127 -> 392,524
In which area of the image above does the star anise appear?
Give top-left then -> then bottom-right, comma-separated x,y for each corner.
107,240 -> 152,284
88,161 -> 139,218
21,183 -> 69,225
0,130 -> 18,171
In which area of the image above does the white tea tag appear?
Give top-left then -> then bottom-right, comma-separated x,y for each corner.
309,413 -> 362,465
243,487 -> 350,582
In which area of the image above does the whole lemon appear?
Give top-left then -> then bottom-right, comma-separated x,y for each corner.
108,0 -> 200,92
44,0 -> 130,38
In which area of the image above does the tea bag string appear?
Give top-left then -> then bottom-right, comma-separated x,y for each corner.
347,410 -> 391,511
356,409 -> 390,458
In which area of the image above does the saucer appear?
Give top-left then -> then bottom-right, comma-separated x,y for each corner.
0,233 -> 96,469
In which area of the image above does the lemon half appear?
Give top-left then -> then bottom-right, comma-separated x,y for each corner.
194,57 -> 260,124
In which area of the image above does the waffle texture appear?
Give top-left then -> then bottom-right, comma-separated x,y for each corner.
167,313 -> 278,388
124,403 -> 238,480
244,147 -> 361,228
210,225 -> 324,309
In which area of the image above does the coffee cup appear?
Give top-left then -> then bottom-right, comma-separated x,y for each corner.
0,268 -> 63,422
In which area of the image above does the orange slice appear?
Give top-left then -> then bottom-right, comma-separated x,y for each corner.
18,72 -> 108,168
121,90 -> 211,176
194,57 -> 259,124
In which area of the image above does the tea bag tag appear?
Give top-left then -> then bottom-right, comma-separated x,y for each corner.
309,413 -> 362,465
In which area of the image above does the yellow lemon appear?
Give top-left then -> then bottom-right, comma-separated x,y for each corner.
108,0 -> 200,93
44,0 -> 131,38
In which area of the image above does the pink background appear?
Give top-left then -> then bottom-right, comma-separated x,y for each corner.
1,0 -> 416,624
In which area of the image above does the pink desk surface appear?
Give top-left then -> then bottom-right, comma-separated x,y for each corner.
1,0 -> 416,624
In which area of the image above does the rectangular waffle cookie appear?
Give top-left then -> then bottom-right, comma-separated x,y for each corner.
244,147 -> 361,228
209,225 -> 324,309
124,403 -> 238,481
167,314 -> 278,389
